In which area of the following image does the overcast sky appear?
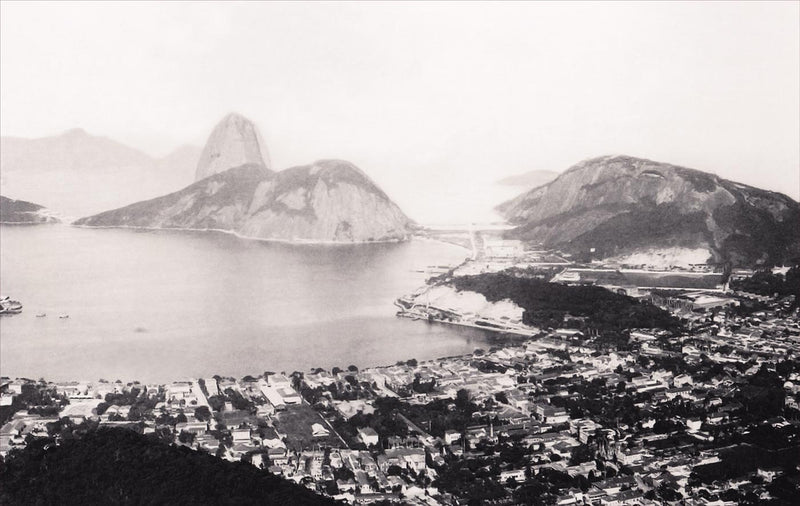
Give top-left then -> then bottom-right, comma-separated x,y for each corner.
1,1 -> 798,222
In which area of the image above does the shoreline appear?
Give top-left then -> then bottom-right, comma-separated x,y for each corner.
69,223 -> 410,246
70,223 -> 479,253
0,220 -> 61,225
6,221 -> 477,253
395,310 -> 538,338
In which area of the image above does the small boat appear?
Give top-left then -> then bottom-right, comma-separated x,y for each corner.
0,296 -> 23,315
36,313 -> 47,318
58,314 -> 69,319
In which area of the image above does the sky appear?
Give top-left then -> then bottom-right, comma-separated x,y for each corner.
1,1 -> 798,223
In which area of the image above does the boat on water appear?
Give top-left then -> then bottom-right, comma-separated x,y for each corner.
36,313 -> 47,318
0,296 -> 23,315
58,314 -> 69,319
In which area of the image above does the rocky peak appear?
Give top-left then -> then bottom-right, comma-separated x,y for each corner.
194,113 -> 271,181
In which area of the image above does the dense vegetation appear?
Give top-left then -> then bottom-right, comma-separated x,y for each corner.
0,427 -> 337,505
450,273 -> 681,332
0,381 -> 69,425
730,266 -> 800,300
0,195 -> 58,223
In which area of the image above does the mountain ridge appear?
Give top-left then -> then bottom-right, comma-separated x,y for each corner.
0,129 -> 201,217
498,155 -> 800,267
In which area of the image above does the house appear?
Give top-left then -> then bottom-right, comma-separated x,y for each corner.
232,427 -> 251,443
337,479 -> 357,493
176,421 -> 208,435
433,429 -> 457,446
277,387 -> 301,405
195,435 -> 220,453
267,447 -> 289,466
500,468 -> 526,483
259,384 -> 286,411
311,423 -> 330,437
595,476 -> 636,495
506,390 -> 531,412
251,453 -> 266,469
334,400 -> 375,420
757,467 -> 782,482
382,448 -> 426,472
673,374 -> 694,388
354,470 -> 373,494
358,427 -> 379,446
229,442 -> 259,459
537,405 -> 569,425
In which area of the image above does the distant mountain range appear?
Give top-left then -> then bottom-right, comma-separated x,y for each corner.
4,117 -> 798,260
76,114 -> 414,243
498,155 -> 800,267
0,129 -> 200,217
495,169 -> 559,188
0,195 -> 60,224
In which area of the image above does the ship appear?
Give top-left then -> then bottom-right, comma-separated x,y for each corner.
0,296 -> 23,315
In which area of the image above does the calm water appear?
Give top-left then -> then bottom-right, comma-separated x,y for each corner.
0,225 -> 489,383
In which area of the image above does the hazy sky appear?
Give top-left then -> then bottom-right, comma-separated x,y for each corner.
1,1 -> 798,222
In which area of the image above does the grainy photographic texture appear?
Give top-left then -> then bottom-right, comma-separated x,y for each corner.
1,2 -> 799,505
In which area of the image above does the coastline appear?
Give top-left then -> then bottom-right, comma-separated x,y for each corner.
0,220 -> 61,225
395,311 -> 538,338
69,223 -> 411,246
70,222 -> 481,253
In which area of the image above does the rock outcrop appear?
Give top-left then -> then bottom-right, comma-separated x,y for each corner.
75,160 -> 414,243
498,155 -> 800,266
194,113 -> 271,181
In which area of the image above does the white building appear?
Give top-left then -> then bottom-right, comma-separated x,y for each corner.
358,427 -> 379,446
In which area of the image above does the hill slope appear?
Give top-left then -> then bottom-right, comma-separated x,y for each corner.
75,160 -> 414,243
0,195 -> 60,224
0,428 -> 336,505
498,155 -> 800,267
0,129 -> 200,217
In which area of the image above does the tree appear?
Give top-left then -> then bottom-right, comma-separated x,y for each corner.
569,444 -> 595,466
455,389 -> 471,410
194,406 -> 211,422
178,430 -> 195,444
387,465 -> 404,476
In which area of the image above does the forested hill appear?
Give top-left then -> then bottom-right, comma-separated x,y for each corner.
497,155 -> 800,267
450,273 -> 681,332
0,428 -> 337,506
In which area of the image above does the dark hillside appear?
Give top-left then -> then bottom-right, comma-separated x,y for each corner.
450,273 -> 681,332
0,428 -> 337,505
